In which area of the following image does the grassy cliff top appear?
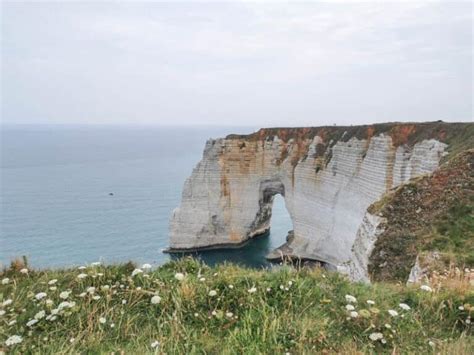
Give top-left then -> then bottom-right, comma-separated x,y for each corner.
369,150 -> 474,282
226,121 -> 474,152
1,258 -> 472,354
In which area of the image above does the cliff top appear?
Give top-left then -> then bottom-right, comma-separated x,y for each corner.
226,121 -> 474,154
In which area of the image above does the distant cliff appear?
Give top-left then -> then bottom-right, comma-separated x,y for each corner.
168,122 -> 473,281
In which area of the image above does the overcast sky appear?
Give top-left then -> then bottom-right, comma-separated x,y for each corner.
2,1 -> 472,126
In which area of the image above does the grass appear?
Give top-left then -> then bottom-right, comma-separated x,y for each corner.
0,258 -> 472,354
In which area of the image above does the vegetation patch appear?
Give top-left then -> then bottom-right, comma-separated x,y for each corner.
1,258 -> 473,354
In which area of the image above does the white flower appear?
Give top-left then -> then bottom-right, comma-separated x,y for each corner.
79,292 -> 87,297
0,310 -> 5,316
86,286 -> 96,294
8,319 -> 17,326
92,295 -> 101,300
279,285 -> 284,290
399,303 -> 411,311
458,306 -> 465,311
226,312 -> 234,318
131,268 -> 143,276
77,273 -> 88,279
151,295 -> 162,305
97,273 -> 104,277
59,291 -> 70,299
2,299 -> 13,307
48,279 -> 58,285
49,286 -> 57,291
388,309 -> 399,317
199,277 -> 206,282
58,301 -> 71,310
122,299 -> 127,305
228,284 -> 234,289
20,268 -> 28,274
345,295 -> 357,303
384,323 -> 392,329
350,311 -> 359,318
248,287 -> 257,294
78,266 -> 86,270
34,310 -> 46,320
142,263 -> 152,270
266,288 -> 271,292
2,278 -> 10,285
345,304 -> 355,311
211,310 -> 217,316
174,272 -> 185,281
5,335 -> 22,346
46,299 -> 53,306
110,323 -> 115,328
91,262 -> 101,266
366,300 -> 375,306
101,285 -> 110,292
136,287 -> 142,291
70,338 -> 75,343
420,285 -> 433,292
26,319 -> 38,327
151,340 -> 160,348
369,332 -> 384,341
428,340 -> 435,347
35,292 -> 47,300
208,290 -> 217,297
99,317 -> 106,324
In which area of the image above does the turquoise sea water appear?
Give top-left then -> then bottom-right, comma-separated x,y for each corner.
0,125 -> 292,269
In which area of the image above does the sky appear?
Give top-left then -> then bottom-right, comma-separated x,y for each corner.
1,1 -> 472,127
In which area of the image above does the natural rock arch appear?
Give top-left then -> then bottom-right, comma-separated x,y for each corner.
168,123 -> 461,273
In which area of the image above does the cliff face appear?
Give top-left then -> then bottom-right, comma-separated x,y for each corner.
168,122 -> 471,274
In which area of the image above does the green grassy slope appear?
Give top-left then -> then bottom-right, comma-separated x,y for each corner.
1,258 -> 472,354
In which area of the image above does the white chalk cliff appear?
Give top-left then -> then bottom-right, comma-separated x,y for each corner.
168,124 -> 449,279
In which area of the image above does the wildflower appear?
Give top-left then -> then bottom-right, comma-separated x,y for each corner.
359,309 -> 371,318
369,332 -> 384,341
288,281 -> 293,286
131,268 -> 143,277
199,277 -> 206,282
399,303 -> 411,311
110,323 -> 115,328
46,299 -> 53,306
20,268 -> 28,274
388,309 -> 399,317
79,292 -> 87,297
87,286 -> 96,294
279,285 -> 284,290
350,311 -> 359,318
226,312 -> 234,318
151,295 -> 161,304
58,301 -> 75,310
428,340 -> 435,347
2,299 -> 13,307
151,340 -> 160,348
97,273 -> 104,277
228,284 -> 234,289
122,299 -> 127,305
345,295 -> 357,303
458,306 -> 465,311
2,278 -> 9,285
209,290 -> 217,297
78,266 -> 86,270
77,273 -> 88,279
99,317 -> 106,324
35,292 -> 47,300
174,272 -> 185,281
8,320 -> 17,326
48,279 -> 58,285
0,310 -> 5,316
70,338 -> 75,343
194,312 -> 199,317
142,263 -> 152,270
384,323 -> 391,329
420,285 -> 433,292
345,304 -> 355,311
91,262 -> 101,266
211,310 -> 217,316
92,295 -> 101,300
34,310 -> 46,320
5,335 -> 22,346
466,318 -> 471,324
248,287 -> 257,293
266,288 -> 271,292
366,300 -> 375,306
26,319 -> 39,327
136,287 -> 142,291
49,286 -> 57,291
59,291 -> 70,299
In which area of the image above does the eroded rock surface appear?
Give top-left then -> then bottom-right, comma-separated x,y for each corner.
169,123 -> 469,271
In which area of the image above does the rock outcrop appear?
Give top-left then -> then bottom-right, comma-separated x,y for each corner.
168,122 -> 472,277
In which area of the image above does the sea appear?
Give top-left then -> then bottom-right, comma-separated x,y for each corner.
0,125 -> 293,269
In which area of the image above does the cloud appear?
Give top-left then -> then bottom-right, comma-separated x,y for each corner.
2,1 -> 472,125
